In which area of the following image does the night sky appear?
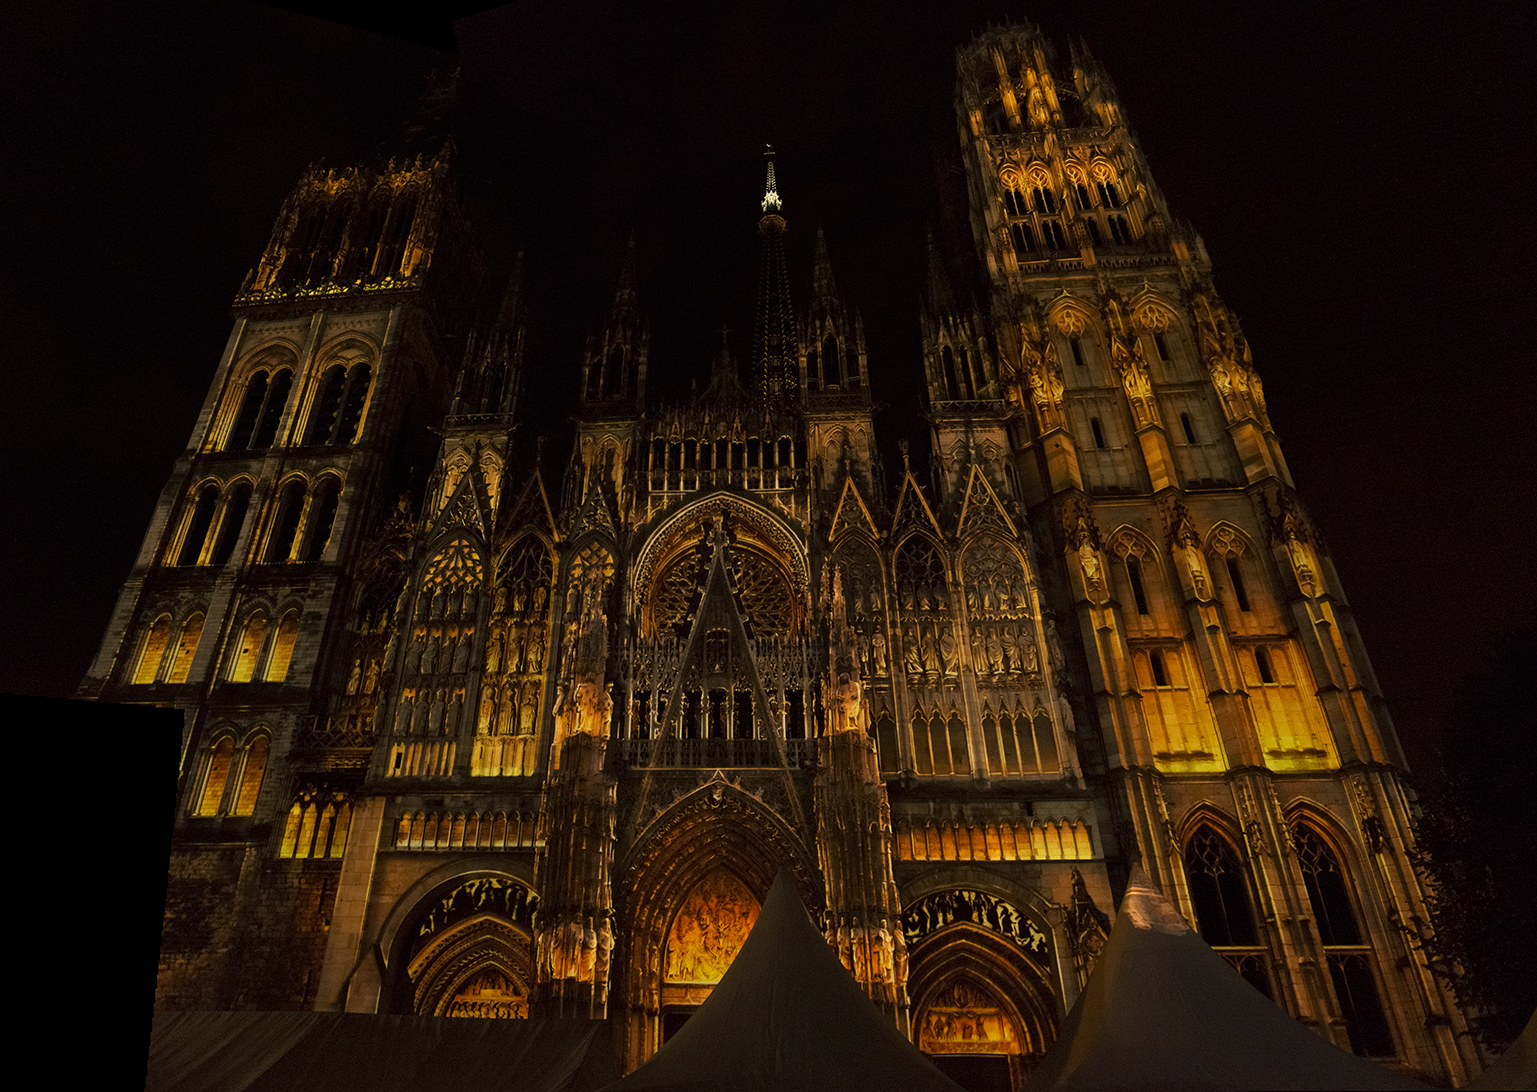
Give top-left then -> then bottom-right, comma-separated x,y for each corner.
4,1 -> 1533,785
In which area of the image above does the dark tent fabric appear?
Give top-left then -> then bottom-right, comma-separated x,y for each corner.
1025,869 -> 1431,1092
1465,1009 -> 1536,1090
147,1010 -> 618,1092
599,870 -> 963,1092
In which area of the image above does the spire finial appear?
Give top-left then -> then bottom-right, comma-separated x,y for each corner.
761,144 -> 782,214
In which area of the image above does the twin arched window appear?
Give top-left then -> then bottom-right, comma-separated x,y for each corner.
304,362 -> 372,446
175,481 -> 254,567
264,476 -> 342,564
227,608 -> 300,683
191,732 -> 269,817
130,611 -> 206,684
225,368 -> 294,451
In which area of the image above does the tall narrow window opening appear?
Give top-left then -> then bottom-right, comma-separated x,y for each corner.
1181,412 -> 1198,444
195,738 -> 235,816
1150,650 -> 1169,687
177,487 -> 219,566
1090,417 -> 1106,449
266,481 -> 307,563
166,613 -> 204,684
1256,647 -> 1275,684
132,615 -> 173,684
1126,556 -> 1149,615
299,478 -> 341,563
251,369 -> 293,449
209,483 -> 251,566
1069,336 -> 1086,367
1225,557 -> 1252,612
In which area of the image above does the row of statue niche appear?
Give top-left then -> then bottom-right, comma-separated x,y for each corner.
393,685 -> 468,737
540,912 -> 615,985
478,678 -> 543,736
417,583 -> 479,622
823,916 -> 908,986
901,889 -> 1050,955
493,577 -> 550,619
898,580 -> 950,614
971,622 -> 1039,679
965,571 -> 1032,617
402,624 -> 476,679
486,620 -> 548,677
902,622 -> 963,680
415,877 -> 537,948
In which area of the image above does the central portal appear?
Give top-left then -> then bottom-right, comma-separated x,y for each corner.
661,869 -> 761,1028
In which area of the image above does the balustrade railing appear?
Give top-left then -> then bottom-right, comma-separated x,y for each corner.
617,737 -> 810,769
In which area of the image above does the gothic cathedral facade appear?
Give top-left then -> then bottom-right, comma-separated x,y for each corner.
86,22 -> 1476,1089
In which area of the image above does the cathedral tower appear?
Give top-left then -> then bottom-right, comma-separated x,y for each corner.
954,21 -> 1474,1082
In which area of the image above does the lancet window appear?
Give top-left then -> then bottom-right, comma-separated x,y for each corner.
166,613 -> 204,684
279,789 -> 353,859
228,610 -> 268,683
1183,824 -> 1272,998
1291,822 -> 1396,1057
1001,169 -> 1071,257
910,707 -> 971,776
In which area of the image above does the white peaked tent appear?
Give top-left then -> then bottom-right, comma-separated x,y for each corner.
598,870 -> 963,1092
1025,869 -> 1430,1092
1464,1009 -> 1536,1090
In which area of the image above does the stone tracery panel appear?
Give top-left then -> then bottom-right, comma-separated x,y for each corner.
474,536 -> 554,776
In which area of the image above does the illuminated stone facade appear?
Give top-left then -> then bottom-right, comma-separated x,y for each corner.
84,21 -> 1474,1089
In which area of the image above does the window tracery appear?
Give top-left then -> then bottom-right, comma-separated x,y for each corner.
1290,822 -> 1396,1057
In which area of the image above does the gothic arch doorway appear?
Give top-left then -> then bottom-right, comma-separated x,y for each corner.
393,875 -> 539,1019
903,890 -> 1062,1092
614,781 -> 818,1069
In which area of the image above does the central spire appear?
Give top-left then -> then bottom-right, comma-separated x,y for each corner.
754,145 -> 797,406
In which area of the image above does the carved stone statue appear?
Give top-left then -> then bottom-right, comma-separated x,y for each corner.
871,630 -> 888,676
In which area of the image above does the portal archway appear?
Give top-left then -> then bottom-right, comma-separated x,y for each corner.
614,781 -> 818,1069
385,873 -> 539,1018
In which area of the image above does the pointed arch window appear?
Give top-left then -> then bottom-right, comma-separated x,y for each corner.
226,371 -> 268,450
209,483 -> 252,566
1096,180 -> 1123,208
1032,186 -> 1056,214
1292,823 -> 1396,1057
1184,825 -> 1272,998
941,346 -> 961,400
1108,215 -> 1133,245
166,613 -> 204,684
1043,220 -> 1067,250
1010,223 -> 1035,255
822,334 -> 841,387
131,614 -> 174,684
176,486 -> 219,566
1184,826 -> 1260,946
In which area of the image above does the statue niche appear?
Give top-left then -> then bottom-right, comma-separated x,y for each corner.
473,535 -> 553,776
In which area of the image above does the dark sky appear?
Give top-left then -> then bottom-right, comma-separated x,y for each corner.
4,1 -> 1533,784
